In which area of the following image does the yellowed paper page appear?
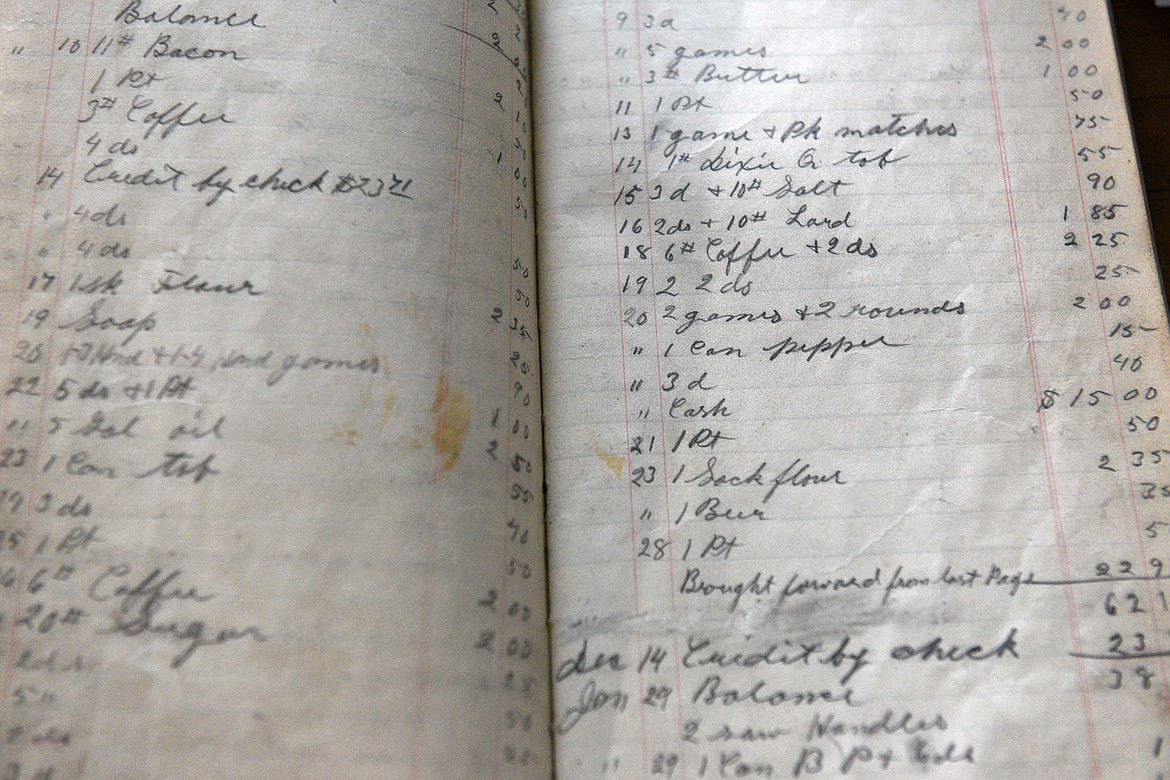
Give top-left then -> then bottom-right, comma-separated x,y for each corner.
0,0 -> 548,776
533,1 -> 1170,776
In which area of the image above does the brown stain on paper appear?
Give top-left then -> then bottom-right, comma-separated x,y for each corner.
377,384 -> 397,430
592,441 -> 624,478
431,375 -> 470,472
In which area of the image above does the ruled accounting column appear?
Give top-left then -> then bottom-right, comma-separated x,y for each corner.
596,2 -> 690,776
1004,1 -> 1170,775
464,0 -> 551,772
1050,2 -> 1170,774
1,2 -> 113,778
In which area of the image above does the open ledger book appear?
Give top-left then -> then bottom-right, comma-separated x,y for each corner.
1,0 -> 1168,776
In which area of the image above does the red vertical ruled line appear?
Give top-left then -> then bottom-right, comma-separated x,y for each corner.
0,0 -> 98,740
599,0 -> 652,772
977,2 -> 1102,776
628,1 -> 690,773
491,13 -> 520,774
1045,0 -> 1170,701
410,0 -> 472,776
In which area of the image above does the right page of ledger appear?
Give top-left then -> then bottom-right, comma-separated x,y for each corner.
533,0 -> 1170,777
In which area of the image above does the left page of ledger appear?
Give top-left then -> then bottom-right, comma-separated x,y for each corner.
0,1 -> 548,777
